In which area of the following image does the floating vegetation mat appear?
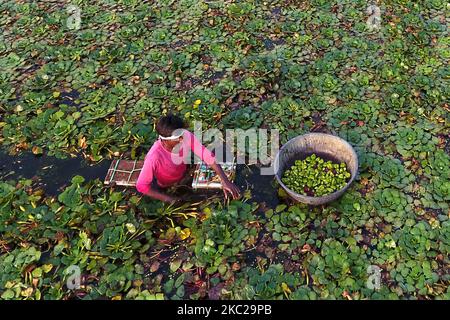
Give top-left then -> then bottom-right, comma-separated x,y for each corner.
0,0 -> 449,300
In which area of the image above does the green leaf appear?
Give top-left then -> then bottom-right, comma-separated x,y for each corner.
176,285 -> 185,298
32,267 -> 42,278
170,259 -> 182,273
218,264 -> 227,275
1,289 -> 15,300
175,274 -> 185,288
164,279 -> 174,294
206,266 -> 218,274
71,175 -> 85,185
265,209 -> 274,218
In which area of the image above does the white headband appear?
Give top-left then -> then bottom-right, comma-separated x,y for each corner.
159,130 -> 184,140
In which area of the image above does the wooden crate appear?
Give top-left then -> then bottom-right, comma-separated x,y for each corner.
192,160 -> 236,190
104,159 -> 144,186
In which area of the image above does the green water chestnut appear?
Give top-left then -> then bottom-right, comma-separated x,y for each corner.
282,154 -> 351,197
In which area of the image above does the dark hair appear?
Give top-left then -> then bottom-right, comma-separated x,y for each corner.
156,114 -> 186,137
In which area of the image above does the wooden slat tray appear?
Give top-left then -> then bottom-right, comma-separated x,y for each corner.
104,159 -> 144,186
192,160 -> 236,190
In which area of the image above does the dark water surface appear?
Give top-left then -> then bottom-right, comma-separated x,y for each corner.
0,148 -> 111,195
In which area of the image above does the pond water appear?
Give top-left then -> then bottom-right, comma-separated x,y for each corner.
234,164 -> 280,208
0,148 -> 111,196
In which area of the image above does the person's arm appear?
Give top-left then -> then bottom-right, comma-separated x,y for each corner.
136,156 -> 179,204
187,131 -> 240,199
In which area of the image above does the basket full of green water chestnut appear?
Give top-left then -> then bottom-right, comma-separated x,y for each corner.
274,133 -> 359,205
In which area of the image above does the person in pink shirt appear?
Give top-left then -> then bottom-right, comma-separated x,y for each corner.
136,114 -> 240,203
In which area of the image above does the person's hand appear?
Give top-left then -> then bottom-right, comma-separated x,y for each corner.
221,180 -> 240,200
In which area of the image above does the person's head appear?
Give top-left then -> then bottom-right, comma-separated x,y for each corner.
156,114 -> 186,149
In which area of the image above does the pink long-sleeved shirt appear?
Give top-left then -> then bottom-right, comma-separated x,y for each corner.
136,130 -> 215,194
